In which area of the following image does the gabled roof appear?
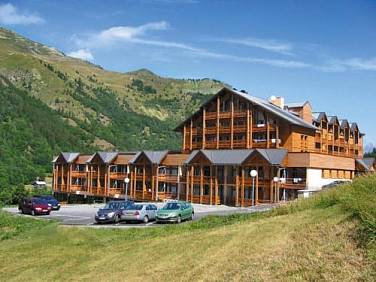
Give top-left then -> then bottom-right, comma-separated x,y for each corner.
339,119 -> 349,130
184,149 -> 287,166
350,122 -> 359,132
129,150 -> 169,165
312,112 -> 327,123
52,152 -> 80,163
86,152 -> 118,164
175,87 -> 317,131
252,149 -> 288,165
328,116 -> 339,125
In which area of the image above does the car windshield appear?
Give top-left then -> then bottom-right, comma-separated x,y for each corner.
104,202 -> 120,210
162,203 -> 180,210
126,204 -> 143,210
32,198 -> 47,204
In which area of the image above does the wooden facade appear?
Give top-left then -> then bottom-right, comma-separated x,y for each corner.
53,87 -> 367,206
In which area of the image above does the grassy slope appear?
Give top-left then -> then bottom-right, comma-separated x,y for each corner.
0,175 -> 375,281
0,27 -> 225,151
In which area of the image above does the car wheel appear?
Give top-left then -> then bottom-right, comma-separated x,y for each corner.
177,216 -> 181,224
114,215 -> 120,223
143,216 -> 149,223
47,212 -> 51,215
31,210 -> 35,216
20,208 -> 24,214
189,213 -> 193,221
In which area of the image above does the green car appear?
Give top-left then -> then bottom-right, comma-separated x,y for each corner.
156,201 -> 194,223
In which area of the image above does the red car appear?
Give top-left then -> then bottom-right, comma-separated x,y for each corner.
18,197 -> 51,215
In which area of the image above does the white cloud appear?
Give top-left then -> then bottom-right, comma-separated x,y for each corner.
67,49 -> 94,61
317,57 -> 376,72
72,22 -> 376,72
0,3 -> 44,25
213,37 -> 294,55
76,21 -> 169,48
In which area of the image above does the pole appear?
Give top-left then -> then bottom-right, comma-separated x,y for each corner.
252,177 -> 255,206
125,182 -> 128,201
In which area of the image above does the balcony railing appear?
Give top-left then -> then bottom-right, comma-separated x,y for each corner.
280,178 -> 306,189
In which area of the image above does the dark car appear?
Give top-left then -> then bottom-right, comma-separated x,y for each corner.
18,197 -> 52,216
34,195 -> 60,210
95,200 -> 134,224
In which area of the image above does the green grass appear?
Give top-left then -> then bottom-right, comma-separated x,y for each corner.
0,175 -> 375,281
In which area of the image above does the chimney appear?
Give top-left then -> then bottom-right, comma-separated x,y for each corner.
269,96 -> 284,109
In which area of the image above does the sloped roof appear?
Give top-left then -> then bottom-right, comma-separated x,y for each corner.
363,158 -> 375,169
339,119 -> 349,130
253,149 -> 288,165
328,116 -> 339,125
86,152 -> 118,163
184,149 -> 287,166
54,152 -> 80,163
356,159 -> 369,172
312,112 -> 327,123
129,150 -> 169,165
175,87 -> 317,131
350,122 -> 359,132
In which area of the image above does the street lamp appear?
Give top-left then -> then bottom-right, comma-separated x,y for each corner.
273,176 -> 279,203
250,169 -> 258,206
124,177 -> 130,201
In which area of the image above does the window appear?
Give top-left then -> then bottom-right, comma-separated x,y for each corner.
204,185 -> 210,195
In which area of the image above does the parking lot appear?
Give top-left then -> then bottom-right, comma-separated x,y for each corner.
3,202 -> 274,228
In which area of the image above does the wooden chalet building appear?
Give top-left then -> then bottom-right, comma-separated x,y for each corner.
52,87 -> 369,206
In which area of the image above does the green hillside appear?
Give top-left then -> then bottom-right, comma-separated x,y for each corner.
0,27 -> 225,151
0,27 -> 225,195
0,175 -> 375,281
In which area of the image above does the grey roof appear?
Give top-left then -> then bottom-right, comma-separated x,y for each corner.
60,152 -> 80,163
363,158 -> 375,169
184,149 -> 287,166
86,152 -> 118,163
129,150 -> 169,165
339,119 -> 349,129
328,116 -> 339,125
356,159 -> 369,172
254,149 -> 288,165
312,112 -> 327,123
350,122 -> 358,132
175,87 -> 317,131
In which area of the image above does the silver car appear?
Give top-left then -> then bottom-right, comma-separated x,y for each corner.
123,204 -> 158,223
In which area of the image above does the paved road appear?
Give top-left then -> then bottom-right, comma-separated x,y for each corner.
3,203 -> 274,228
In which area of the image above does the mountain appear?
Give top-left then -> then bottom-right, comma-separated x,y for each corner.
0,27 -> 226,190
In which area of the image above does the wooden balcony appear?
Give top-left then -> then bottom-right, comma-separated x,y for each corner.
109,172 -> 128,180
204,141 -> 217,149
205,111 -> 217,119
158,174 -> 179,183
70,185 -> 88,193
280,178 -> 306,189
108,188 -> 124,197
71,171 -> 87,177
233,125 -> 247,132
233,111 -> 247,118
91,187 -> 105,195
205,127 -> 217,134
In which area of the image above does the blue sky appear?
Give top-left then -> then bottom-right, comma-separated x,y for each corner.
1,0 -> 376,147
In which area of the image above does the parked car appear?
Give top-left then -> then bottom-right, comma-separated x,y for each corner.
34,195 -> 60,210
156,201 -> 194,224
95,200 -> 134,224
322,180 -> 351,190
18,197 -> 52,215
123,204 -> 158,223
